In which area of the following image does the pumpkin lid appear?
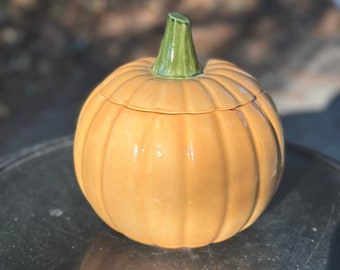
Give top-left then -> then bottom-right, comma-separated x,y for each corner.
99,57 -> 262,114
99,12 -> 262,114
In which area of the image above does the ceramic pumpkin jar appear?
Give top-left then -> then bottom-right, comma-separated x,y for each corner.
74,13 -> 284,248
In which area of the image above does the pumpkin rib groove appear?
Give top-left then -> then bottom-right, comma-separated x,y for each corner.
100,69 -> 148,92
180,78 -> 214,116
82,82 -> 108,110
253,100 -> 283,195
262,89 -> 279,111
114,65 -> 149,75
98,69 -> 147,96
255,91 -> 285,174
98,105 -> 123,231
209,71 -> 261,96
80,101 -> 115,227
208,72 -> 260,97
180,79 -> 189,114
116,66 -> 150,75
90,72 -> 123,97
119,64 -> 150,71
129,57 -> 154,66
192,78 -> 222,109
210,112 -> 228,243
112,66 -> 150,79
206,66 -> 255,80
103,74 -> 151,99
114,58 -> 153,73
79,98 -> 108,202
124,78 -> 163,107
197,76 -> 240,106
233,108 -> 260,231
74,88 -> 103,192
208,64 -> 257,80
205,59 -> 235,68
136,112 -> 158,246
206,73 -> 259,99
259,91 -> 285,158
181,113 -> 189,246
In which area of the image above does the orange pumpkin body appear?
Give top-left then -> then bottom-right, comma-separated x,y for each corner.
73,57 -> 284,248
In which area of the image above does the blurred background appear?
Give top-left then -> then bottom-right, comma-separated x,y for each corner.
0,0 -> 339,160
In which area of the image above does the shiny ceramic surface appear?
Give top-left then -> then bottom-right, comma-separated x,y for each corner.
73,13 -> 284,248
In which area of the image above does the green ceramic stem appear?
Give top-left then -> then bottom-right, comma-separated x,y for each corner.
151,12 -> 202,78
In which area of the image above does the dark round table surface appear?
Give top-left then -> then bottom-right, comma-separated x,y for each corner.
0,136 -> 340,270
